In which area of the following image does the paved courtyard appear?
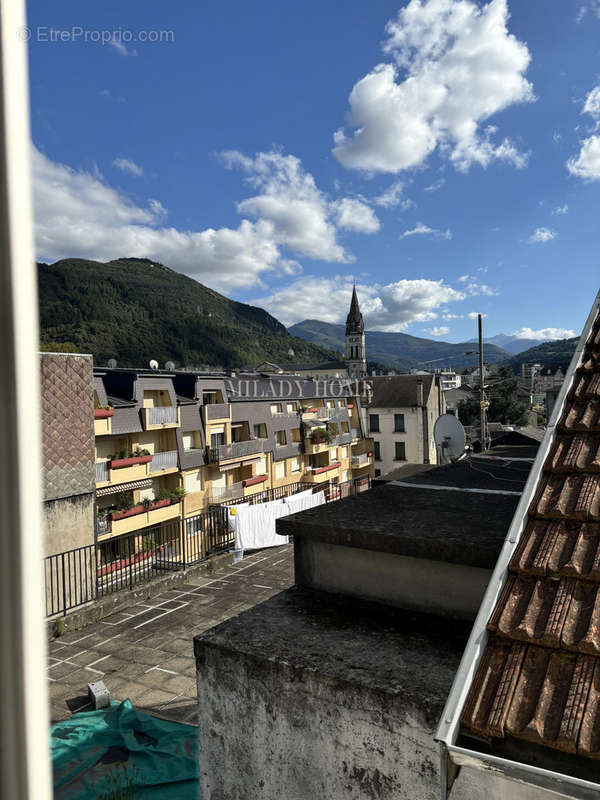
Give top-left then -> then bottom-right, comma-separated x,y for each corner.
47,544 -> 294,725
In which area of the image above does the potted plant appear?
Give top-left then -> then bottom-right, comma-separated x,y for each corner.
311,427 -> 329,444
94,404 -> 114,419
108,447 -> 153,470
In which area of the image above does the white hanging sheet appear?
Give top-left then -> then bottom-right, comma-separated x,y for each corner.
283,489 -> 326,515
234,498 -> 290,551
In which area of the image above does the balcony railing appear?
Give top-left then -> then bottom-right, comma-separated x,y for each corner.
207,481 -> 244,503
331,432 -> 353,446
351,453 -> 371,468
206,403 -> 230,420
149,450 -> 178,472
206,439 -> 263,463
95,461 -> 109,483
147,406 -> 178,425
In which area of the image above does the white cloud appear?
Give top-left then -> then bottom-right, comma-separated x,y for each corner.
552,203 -> 568,215
458,274 -> 470,282
567,85 -> 600,180
331,197 -> 381,233
428,326 -> 450,336
576,6 -> 587,23
468,311 -> 488,319
528,227 -> 556,243
466,282 -> 497,296
401,221 -> 451,239
373,179 -> 412,209
33,146 -> 377,293
424,178 -> 445,192
567,134 -> 600,180
442,313 -> 463,319
255,277 -> 466,331
512,327 -> 575,340
113,157 -> 144,177
108,37 -> 137,57
332,0 -> 533,174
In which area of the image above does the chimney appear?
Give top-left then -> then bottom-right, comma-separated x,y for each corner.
416,378 -> 424,407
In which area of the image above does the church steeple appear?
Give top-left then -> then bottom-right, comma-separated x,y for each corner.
345,285 -> 366,379
346,284 -> 364,335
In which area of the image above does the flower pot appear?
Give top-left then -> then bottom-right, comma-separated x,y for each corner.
108,454 -> 153,469
94,407 -> 114,419
242,473 -> 268,488
110,498 -> 175,521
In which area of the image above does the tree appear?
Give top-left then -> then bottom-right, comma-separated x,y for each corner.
457,365 -> 529,427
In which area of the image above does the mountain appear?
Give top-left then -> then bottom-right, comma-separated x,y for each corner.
288,319 -> 511,371
468,333 -> 556,355
507,338 -> 578,375
38,258 -> 338,369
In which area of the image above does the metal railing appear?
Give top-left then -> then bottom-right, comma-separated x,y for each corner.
207,481 -> 244,503
44,476 -> 372,618
149,449 -> 178,472
206,439 -> 263,463
147,406 -> 178,425
95,461 -> 109,483
352,453 -> 371,467
214,480 -> 313,508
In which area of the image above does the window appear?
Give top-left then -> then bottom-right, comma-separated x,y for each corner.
274,461 -> 285,480
253,423 -> 267,439
256,456 -> 267,473
341,421 -> 349,433
184,470 -> 202,493
395,442 -> 406,461
286,402 -> 296,414
369,414 -> 379,433
341,447 -> 348,458
394,413 -> 405,433
375,469 -> 381,477
275,430 -> 286,446
291,427 -> 301,443
290,456 -> 301,473
270,403 -> 282,415
182,431 -> 201,451
338,399 -> 346,407
374,441 -> 381,461
330,448 -> 337,462
210,431 -> 225,448
325,399 -> 334,409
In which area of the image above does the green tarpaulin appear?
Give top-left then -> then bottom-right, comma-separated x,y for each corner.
51,700 -> 199,799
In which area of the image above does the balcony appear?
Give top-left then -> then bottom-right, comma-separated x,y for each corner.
203,403 -> 231,424
207,481 -> 244,503
352,436 -> 375,456
108,499 -> 181,537
142,406 -> 180,430
331,432 -> 353,447
206,439 -> 263,464
351,453 -> 373,469
304,438 -> 330,455
94,407 -> 113,436
306,462 -> 341,483
149,449 -> 179,473
95,455 -> 153,486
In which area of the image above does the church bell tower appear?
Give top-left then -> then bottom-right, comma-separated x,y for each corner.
345,285 -> 367,379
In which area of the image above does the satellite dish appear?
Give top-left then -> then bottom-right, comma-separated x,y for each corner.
149,359 -> 159,370
165,361 -> 175,371
107,358 -> 117,369
434,414 -> 467,464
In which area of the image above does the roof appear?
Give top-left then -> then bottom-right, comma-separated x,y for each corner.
278,454 -> 532,570
460,301 -> 600,763
367,374 -> 435,408
345,285 -> 364,335
279,360 -> 346,372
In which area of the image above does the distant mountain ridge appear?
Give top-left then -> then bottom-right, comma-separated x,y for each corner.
288,319 -> 511,371
468,333 -> 560,355
38,258 -> 338,369
507,338 -> 578,374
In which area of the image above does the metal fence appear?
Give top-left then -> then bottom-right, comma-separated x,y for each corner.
149,449 -> 178,472
44,476 -> 372,618
147,406 -> 178,425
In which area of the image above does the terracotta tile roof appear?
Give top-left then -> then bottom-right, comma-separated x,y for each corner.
461,305 -> 600,760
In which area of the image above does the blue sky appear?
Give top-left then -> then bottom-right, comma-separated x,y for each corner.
27,0 -> 600,342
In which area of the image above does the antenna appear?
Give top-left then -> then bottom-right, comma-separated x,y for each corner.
149,359 -> 159,370
107,358 -> 117,369
434,414 -> 467,465
165,360 -> 175,371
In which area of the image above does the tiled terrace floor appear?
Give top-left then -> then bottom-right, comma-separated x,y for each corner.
47,544 -> 294,725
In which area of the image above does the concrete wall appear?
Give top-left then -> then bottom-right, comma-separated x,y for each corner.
195,639 -> 553,800
43,493 -> 94,557
294,540 -> 492,620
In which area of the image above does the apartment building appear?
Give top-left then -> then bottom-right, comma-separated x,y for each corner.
362,374 -> 446,477
92,368 -> 374,545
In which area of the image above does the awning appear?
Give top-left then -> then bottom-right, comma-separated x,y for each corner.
96,478 -> 153,497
